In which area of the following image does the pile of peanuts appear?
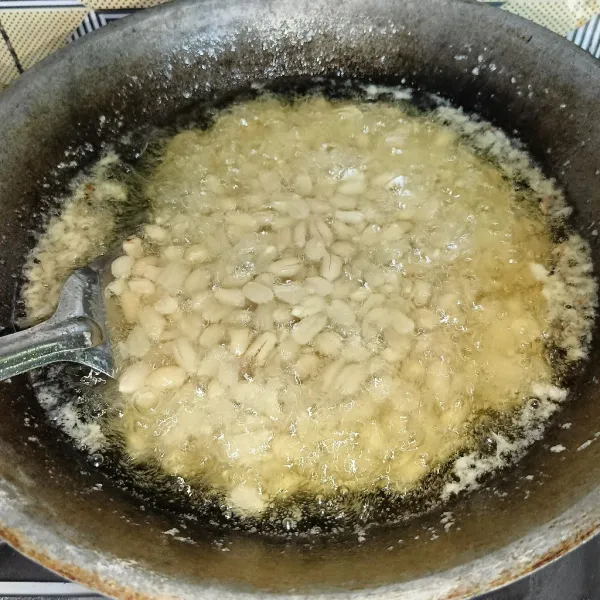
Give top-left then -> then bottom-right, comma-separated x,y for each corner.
106,97 -> 556,515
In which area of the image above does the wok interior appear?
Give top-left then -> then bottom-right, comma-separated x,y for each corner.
0,0 -> 600,596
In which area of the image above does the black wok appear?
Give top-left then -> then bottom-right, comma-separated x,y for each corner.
1,0 -> 600,597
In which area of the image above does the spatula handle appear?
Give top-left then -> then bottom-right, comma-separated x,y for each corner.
0,316 -> 102,382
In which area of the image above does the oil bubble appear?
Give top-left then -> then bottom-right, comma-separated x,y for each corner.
90,453 -> 104,467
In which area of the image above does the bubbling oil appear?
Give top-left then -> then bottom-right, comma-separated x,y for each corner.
21,87 -> 597,532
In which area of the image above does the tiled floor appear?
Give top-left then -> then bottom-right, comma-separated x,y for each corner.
0,1 -> 599,89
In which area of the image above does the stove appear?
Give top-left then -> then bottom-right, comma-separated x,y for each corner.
0,543 -> 99,598
1,536 -> 599,599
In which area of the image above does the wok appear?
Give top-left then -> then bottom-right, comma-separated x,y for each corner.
0,0 -> 600,598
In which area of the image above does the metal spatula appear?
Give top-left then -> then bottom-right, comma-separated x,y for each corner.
0,256 -> 115,382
